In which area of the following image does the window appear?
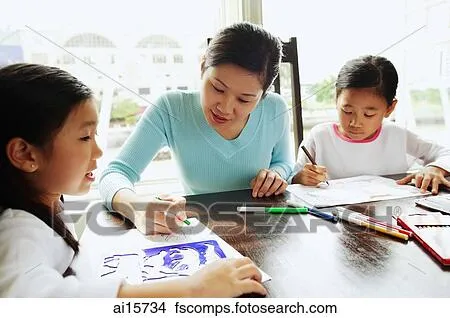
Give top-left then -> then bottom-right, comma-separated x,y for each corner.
173,54 -> 184,63
31,53 -> 48,64
152,54 -> 167,64
441,46 -> 450,77
82,56 -> 93,64
0,0 -> 279,201
136,35 -> 181,49
65,33 -> 116,48
1,0 -> 221,197
138,87 -> 150,95
0,44 -> 23,66
62,54 -> 75,65
263,0 -> 450,148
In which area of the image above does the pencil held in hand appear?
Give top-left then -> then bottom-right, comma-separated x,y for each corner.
300,146 -> 329,186
155,196 -> 190,225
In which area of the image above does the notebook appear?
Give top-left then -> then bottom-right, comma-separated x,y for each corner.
287,175 -> 428,208
397,213 -> 450,266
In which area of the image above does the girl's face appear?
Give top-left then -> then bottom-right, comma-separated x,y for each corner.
336,88 -> 396,141
34,99 -> 102,204
200,63 -> 263,139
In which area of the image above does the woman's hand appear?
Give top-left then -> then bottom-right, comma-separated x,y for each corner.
396,166 -> 450,194
186,257 -> 267,297
250,169 -> 288,197
292,163 -> 328,186
133,194 -> 187,235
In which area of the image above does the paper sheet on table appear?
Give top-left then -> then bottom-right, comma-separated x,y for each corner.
98,218 -> 271,284
287,175 -> 429,208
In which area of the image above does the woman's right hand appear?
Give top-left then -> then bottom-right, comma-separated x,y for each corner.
293,163 -> 328,186
133,194 -> 187,235
186,257 -> 267,297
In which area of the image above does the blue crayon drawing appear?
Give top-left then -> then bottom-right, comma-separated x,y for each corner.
141,240 -> 226,281
100,253 -> 140,280
99,240 -> 227,283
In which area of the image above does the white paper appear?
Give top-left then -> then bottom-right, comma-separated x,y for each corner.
415,194 -> 450,214
287,175 -> 429,208
97,218 -> 271,284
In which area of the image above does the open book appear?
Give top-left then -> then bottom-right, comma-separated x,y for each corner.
287,175 -> 429,208
98,218 -> 271,284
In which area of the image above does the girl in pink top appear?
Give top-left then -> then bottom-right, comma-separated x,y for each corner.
292,55 -> 450,194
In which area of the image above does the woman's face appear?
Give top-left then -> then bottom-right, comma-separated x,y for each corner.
200,63 -> 263,139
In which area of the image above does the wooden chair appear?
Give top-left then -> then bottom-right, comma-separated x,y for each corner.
272,37 -> 303,149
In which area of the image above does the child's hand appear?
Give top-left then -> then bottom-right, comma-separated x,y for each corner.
293,163 -> 328,186
187,257 -> 267,297
250,169 -> 288,197
396,166 -> 450,194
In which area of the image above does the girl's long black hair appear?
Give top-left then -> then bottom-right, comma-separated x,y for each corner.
0,63 -> 94,256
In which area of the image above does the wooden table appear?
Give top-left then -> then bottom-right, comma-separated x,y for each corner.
77,177 -> 450,297
183,187 -> 450,297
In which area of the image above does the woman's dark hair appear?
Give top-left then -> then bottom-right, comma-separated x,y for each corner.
204,22 -> 282,97
335,55 -> 398,106
0,63 -> 94,257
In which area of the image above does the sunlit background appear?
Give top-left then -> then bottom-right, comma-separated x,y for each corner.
1,0 -> 449,200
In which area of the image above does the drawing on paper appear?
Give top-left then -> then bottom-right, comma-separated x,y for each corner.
287,175 -> 428,208
141,240 -> 226,281
100,253 -> 141,283
99,240 -> 227,283
147,217 -> 210,244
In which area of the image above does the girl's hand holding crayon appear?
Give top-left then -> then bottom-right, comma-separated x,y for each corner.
293,163 -> 328,186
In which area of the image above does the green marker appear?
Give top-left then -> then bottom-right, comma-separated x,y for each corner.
155,196 -> 191,225
237,206 -> 308,213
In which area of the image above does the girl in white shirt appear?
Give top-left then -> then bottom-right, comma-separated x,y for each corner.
0,63 -> 266,297
292,55 -> 450,194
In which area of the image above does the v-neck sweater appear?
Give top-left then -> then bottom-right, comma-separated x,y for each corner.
100,90 -> 294,210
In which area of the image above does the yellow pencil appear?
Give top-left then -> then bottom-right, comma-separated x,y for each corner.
341,213 -> 409,241
363,220 -> 409,240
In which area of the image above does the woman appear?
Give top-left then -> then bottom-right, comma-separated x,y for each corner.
99,22 -> 294,234
0,63 -> 266,297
